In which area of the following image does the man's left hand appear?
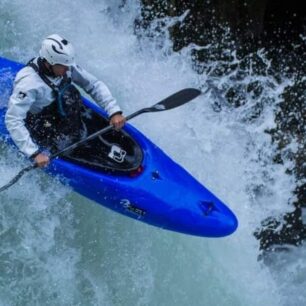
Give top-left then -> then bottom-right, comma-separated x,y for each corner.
110,113 -> 126,130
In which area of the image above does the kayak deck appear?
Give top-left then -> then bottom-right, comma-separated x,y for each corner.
62,108 -> 143,174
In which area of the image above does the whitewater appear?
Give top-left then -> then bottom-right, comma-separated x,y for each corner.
0,0 -> 305,305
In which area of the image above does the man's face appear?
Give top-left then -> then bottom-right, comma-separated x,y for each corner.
51,64 -> 69,76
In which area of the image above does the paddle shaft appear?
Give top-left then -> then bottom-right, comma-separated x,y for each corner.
51,87 -> 203,158
0,88 -> 201,192
50,110 -> 140,159
0,109 -> 144,193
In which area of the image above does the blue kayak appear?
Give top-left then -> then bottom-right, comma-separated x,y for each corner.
0,56 -> 238,237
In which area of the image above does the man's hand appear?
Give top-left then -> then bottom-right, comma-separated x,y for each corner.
110,113 -> 126,130
34,153 -> 50,168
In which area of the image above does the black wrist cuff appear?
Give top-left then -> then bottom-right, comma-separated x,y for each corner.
30,150 -> 40,159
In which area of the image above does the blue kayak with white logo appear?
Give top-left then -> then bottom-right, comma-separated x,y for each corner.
0,56 -> 238,237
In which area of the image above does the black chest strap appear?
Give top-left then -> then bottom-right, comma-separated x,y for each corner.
27,58 -> 74,117
27,58 -> 59,93
27,58 -> 71,94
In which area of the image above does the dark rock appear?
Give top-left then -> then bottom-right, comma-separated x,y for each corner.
138,0 -> 305,251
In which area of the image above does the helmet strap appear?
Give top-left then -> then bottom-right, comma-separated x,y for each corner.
38,57 -> 56,77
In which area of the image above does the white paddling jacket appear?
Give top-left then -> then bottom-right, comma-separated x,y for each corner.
5,57 -> 122,157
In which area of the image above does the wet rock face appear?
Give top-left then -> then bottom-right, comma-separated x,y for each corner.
140,0 -> 305,49
138,0 -> 306,250
255,74 -> 306,251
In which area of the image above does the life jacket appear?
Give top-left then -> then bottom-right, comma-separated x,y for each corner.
25,58 -> 84,151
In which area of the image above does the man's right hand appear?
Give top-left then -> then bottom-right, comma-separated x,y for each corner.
34,153 -> 50,168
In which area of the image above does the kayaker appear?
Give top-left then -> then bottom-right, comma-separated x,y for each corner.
5,34 -> 126,168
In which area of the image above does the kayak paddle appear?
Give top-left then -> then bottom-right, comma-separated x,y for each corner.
0,88 -> 201,192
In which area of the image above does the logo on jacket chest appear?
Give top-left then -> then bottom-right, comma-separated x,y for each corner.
17,92 -> 27,99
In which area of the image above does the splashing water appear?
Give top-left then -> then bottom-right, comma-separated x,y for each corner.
0,0 -> 304,305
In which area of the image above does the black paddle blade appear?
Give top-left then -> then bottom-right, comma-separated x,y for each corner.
151,88 -> 201,112
125,88 -> 202,121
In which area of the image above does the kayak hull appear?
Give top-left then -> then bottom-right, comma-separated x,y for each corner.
0,56 -> 238,237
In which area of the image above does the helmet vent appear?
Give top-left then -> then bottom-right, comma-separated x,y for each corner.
52,45 -> 65,55
47,37 -> 63,49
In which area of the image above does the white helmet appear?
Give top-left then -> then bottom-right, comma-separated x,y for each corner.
39,34 -> 75,66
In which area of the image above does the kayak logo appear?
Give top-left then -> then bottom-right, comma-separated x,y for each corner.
120,199 -> 146,217
108,145 -> 126,163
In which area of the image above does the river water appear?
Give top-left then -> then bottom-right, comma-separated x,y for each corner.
0,0 -> 305,305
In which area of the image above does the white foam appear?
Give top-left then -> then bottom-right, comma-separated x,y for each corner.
0,0 -> 302,305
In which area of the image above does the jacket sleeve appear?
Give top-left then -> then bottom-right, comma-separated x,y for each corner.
71,65 -> 121,117
5,85 -> 40,157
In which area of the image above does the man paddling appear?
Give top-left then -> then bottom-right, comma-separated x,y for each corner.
5,34 -> 125,168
